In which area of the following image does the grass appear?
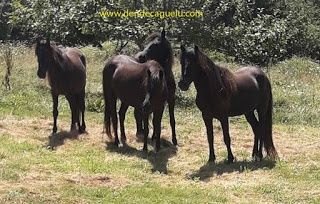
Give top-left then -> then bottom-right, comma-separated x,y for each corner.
0,44 -> 319,203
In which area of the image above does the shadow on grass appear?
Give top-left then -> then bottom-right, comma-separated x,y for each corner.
46,130 -> 80,150
105,138 -> 177,174
187,159 -> 276,181
175,92 -> 196,108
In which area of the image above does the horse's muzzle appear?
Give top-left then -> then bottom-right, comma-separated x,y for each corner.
37,70 -> 46,79
136,52 -> 147,63
178,80 -> 190,91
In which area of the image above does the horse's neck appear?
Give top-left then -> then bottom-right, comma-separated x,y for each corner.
162,63 -> 174,80
47,51 -> 65,82
193,68 -> 224,108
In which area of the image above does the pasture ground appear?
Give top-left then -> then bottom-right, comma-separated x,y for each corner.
0,45 -> 319,203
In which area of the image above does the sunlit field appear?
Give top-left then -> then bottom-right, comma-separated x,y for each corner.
0,44 -> 319,203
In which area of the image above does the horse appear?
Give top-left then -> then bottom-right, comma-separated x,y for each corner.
134,28 -> 177,146
103,55 -> 167,151
35,38 -> 87,134
178,45 -> 278,163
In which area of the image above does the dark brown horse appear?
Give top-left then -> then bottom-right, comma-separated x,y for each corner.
178,45 -> 278,163
135,28 -> 177,145
103,55 -> 167,151
35,38 -> 87,134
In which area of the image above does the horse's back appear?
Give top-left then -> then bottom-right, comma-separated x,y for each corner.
65,47 -> 86,70
235,66 -> 267,79
103,55 -> 148,107
229,66 -> 270,116
46,45 -> 86,95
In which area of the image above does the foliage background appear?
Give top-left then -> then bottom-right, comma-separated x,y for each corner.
0,1 -> 320,202
0,0 -> 319,65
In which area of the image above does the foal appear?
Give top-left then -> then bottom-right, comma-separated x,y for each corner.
35,39 -> 87,134
135,28 -> 177,145
103,55 -> 167,151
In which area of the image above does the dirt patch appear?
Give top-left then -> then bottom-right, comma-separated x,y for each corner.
0,116 -> 319,189
64,173 -> 130,188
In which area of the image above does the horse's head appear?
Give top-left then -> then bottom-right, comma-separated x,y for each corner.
136,28 -> 171,67
35,38 -> 53,79
178,45 -> 199,91
142,62 -> 165,114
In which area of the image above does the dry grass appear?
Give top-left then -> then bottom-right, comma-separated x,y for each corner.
0,45 -> 319,203
0,115 -> 319,203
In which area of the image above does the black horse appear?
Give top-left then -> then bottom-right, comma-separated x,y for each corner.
135,28 -> 177,146
178,45 -> 278,163
103,55 -> 168,151
35,38 -> 87,134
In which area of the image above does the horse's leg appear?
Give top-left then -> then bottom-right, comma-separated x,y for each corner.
245,111 -> 261,161
51,91 -> 58,134
74,94 -> 81,131
257,108 -> 266,160
168,96 -> 177,145
202,113 -> 215,163
220,117 -> 234,163
151,114 -> 156,141
153,106 -> 164,152
79,90 -> 86,133
134,108 -> 143,137
66,95 -> 76,131
110,97 -> 119,146
119,103 -> 129,143
142,113 -> 149,151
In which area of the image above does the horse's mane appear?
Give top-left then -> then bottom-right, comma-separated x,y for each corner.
197,48 -> 236,98
145,32 -> 161,42
49,44 -> 68,72
145,32 -> 173,72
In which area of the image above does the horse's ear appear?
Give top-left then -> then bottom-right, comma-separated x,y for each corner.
194,45 -> 199,52
194,45 -> 199,57
181,45 -> 186,53
161,28 -> 165,40
36,37 -> 41,45
46,38 -> 50,46
159,70 -> 163,81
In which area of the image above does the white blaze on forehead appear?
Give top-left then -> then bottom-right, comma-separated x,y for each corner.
184,59 -> 189,75
185,58 -> 189,66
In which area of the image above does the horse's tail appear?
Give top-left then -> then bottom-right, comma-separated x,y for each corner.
263,80 -> 278,160
102,63 -> 115,138
80,55 -> 87,68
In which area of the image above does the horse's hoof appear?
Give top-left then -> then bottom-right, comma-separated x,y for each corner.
46,145 -> 54,150
121,135 -> 127,142
252,155 -> 262,162
225,158 -> 234,164
226,155 -> 235,164
172,138 -> 178,146
79,126 -> 86,134
70,124 -> 77,131
143,145 -> 148,151
208,156 -> 216,164
207,159 -> 215,164
114,140 -> 119,147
